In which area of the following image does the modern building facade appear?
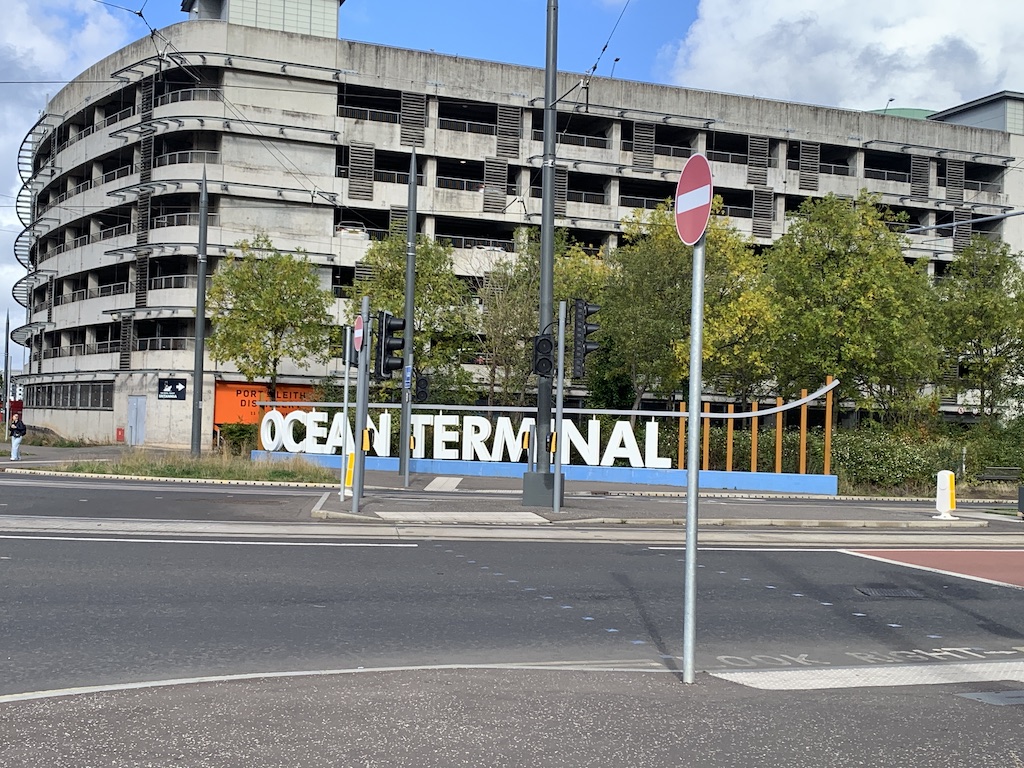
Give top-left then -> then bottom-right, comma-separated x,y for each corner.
11,1 -> 1024,447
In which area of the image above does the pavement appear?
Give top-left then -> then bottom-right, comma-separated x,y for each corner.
3,442 -> 1022,530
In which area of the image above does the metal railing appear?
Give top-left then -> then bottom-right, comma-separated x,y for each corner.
864,168 -> 910,183
438,235 -> 515,252
373,170 -> 425,185
437,176 -> 484,192
337,105 -> 401,123
439,117 -> 498,136
155,150 -> 221,168
706,149 -> 748,165
38,164 -> 136,215
150,274 -> 199,291
136,337 -> 195,352
619,194 -> 669,210
937,176 -> 1003,194
154,88 -> 223,107
53,281 -> 132,306
785,159 -> 850,176
531,129 -> 609,149
53,106 -> 135,155
152,212 -> 220,228
566,190 -> 609,205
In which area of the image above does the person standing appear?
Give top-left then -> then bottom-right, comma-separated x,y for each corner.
9,412 -> 26,461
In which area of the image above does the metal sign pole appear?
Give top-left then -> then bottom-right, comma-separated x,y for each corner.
682,232 -> 707,685
553,300 -> 566,514
351,297 -> 370,515
339,324 -> 352,499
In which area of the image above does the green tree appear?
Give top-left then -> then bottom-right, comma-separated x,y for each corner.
937,236 -> 1024,415
688,203 -> 775,403
597,203 -> 689,412
765,192 -> 938,419
207,234 -> 334,400
477,228 -> 607,407
351,228 -> 477,402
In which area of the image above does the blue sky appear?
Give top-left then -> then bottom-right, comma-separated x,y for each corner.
129,0 -> 697,86
2,0 -> 1024,356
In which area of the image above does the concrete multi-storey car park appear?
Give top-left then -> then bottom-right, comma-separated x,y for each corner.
10,0 -> 1024,448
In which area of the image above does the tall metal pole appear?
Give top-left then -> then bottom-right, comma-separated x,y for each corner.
536,0 -> 558,474
553,300 -> 566,514
682,233 -> 707,685
190,168 -> 209,455
4,311 -> 10,419
400,148 -> 417,485
351,296 -> 370,515
339,324 -> 352,499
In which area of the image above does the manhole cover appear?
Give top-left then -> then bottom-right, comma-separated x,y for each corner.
855,587 -> 925,598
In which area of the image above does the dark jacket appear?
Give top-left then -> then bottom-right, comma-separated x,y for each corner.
10,419 -> 26,438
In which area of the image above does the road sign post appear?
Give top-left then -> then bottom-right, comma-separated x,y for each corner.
677,153 -> 712,685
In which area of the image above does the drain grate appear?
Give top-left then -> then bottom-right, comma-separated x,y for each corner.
855,586 -> 925,598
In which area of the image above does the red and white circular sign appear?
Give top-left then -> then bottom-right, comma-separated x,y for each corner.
675,153 -> 713,246
353,315 -> 364,352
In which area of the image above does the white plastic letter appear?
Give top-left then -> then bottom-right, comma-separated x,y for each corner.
260,410 -> 284,451
600,420 -> 644,468
462,416 -> 492,461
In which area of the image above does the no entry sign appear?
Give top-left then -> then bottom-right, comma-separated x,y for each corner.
675,153 -> 713,246
353,315 -> 364,352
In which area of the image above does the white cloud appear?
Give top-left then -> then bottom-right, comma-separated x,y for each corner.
671,0 -> 1024,111
0,0 -> 139,351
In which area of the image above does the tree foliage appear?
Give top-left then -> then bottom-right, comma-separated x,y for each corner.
207,234 -> 334,400
351,228 -> 477,402
597,204 -> 689,411
765,192 -> 938,419
936,236 -> 1024,415
689,202 -> 775,402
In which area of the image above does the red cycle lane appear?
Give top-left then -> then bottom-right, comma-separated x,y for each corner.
848,549 -> 1024,589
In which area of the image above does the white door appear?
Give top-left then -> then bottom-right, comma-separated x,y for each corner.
127,396 -> 146,446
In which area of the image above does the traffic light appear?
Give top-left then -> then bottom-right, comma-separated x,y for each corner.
532,333 -> 555,377
572,298 -> 600,378
374,310 -> 405,380
414,373 -> 430,403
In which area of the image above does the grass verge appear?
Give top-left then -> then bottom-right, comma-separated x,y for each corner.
56,449 -> 338,484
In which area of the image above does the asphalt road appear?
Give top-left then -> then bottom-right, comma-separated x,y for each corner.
2,533 -> 1024,766
1,473 -> 1023,766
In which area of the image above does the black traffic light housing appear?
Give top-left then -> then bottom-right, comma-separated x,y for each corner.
572,298 -> 600,378
532,333 -> 555,377
374,310 -> 406,380
414,373 -> 430,403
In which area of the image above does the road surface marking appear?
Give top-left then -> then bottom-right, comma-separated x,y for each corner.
0,535 -> 416,548
424,477 -> 462,492
711,660 -> 1024,691
843,549 -> 1024,590
375,510 -> 547,524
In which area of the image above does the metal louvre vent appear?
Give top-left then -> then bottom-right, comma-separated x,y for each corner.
632,122 -> 656,169
483,157 -> 508,213
747,136 -> 769,186
348,142 -> 375,200
798,141 -> 820,191
945,159 -> 965,203
752,186 -> 774,238
354,260 -> 376,282
400,92 -> 426,147
496,106 -> 522,159
953,207 -> 973,252
389,206 -> 408,233
910,155 -> 930,197
554,166 -> 568,217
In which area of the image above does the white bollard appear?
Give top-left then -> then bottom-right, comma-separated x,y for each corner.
933,470 -> 959,520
